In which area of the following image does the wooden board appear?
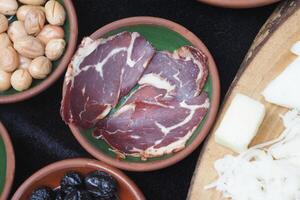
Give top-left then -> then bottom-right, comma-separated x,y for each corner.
187,0 -> 300,199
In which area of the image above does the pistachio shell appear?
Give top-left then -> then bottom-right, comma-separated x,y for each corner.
0,13 -> 8,33
17,5 -> 45,21
18,55 -> 32,70
29,56 -> 52,79
45,38 -> 66,61
18,0 -> 46,5
0,33 -> 12,48
45,0 -> 66,26
14,35 -> 45,59
0,69 -> 11,91
36,24 -> 64,45
11,69 -> 32,91
0,46 -> 19,72
7,20 -> 28,42
0,0 -> 18,15
24,8 -> 45,35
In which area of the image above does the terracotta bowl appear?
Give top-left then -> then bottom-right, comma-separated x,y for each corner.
12,158 -> 145,200
0,122 -> 15,200
197,0 -> 280,8
65,16 -> 220,171
0,0 -> 78,104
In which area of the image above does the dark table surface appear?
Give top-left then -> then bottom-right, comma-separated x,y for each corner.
0,0 -> 279,199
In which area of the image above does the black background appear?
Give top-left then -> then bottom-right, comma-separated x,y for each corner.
0,0 -> 279,199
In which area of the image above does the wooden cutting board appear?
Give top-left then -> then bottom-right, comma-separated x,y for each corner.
187,0 -> 300,199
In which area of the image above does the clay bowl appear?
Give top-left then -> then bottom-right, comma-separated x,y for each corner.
0,0 -> 78,104
0,122 -> 15,200
12,158 -> 145,200
197,0 -> 280,8
66,16 -> 220,171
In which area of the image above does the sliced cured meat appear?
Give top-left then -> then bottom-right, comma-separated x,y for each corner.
126,46 -> 209,104
94,93 -> 209,159
61,32 -> 155,128
94,46 -> 210,158
138,46 -> 208,100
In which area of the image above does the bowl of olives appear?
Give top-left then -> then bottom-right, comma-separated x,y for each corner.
0,0 -> 78,104
12,158 -> 145,200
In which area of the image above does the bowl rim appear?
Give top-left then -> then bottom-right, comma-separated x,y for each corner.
11,158 -> 145,200
197,0 -> 280,8
0,0 -> 78,104
0,122 -> 15,200
67,16 -> 221,171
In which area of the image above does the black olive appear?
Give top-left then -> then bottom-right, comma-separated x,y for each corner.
54,189 -> 65,200
99,194 -> 119,200
84,171 -> 117,199
29,187 -> 54,200
60,172 -> 83,195
63,189 -> 93,200
62,186 -> 77,196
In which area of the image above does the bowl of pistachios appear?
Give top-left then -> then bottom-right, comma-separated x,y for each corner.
0,0 -> 78,104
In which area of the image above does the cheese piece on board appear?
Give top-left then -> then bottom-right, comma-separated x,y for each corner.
215,93 -> 266,153
262,56 -> 300,110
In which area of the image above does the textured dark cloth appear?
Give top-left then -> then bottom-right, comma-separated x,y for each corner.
0,0 -> 278,199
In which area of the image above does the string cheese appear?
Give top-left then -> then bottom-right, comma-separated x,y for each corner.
215,93 -> 266,153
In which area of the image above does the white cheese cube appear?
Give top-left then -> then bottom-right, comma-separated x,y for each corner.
262,57 -> 300,110
215,93 -> 266,153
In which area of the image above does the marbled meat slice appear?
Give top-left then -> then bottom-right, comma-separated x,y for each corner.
94,46 -> 210,158
61,32 -> 155,128
94,93 -> 209,159
138,46 -> 208,101
126,46 -> 209,104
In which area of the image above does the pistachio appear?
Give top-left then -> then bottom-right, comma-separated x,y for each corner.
0,0 -> 18,15
0,33 -> 12,48
18,0 -> 46,6
7,20 -> 28,42
18,55 -> 32,70
0,70 -> 11,91
45,0 -> 66,26
17,5 -> 45,21
0,46 -> 19,72
45,38 -> 65,61
14,35 -> 44,59
29,56 -> 52,79
24,8 -> 45,35
36,24 -> 64,45
0,13 -> 8,33
11,69 -> 32,91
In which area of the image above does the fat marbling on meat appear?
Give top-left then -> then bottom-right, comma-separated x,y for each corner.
94,46 -> 210,159
61,32 -> 155,128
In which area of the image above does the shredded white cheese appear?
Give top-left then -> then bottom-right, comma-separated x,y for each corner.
206,109 -> 300,200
